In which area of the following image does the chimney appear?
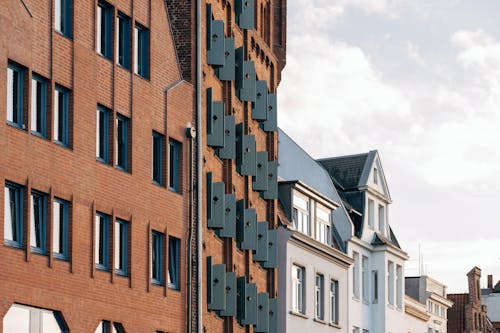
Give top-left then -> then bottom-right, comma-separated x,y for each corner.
488,275 -> 493,291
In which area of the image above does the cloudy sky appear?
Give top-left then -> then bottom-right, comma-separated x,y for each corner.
278,0 -> 500,292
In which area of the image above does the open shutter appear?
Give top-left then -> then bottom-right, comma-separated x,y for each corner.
263,93 -> 277,132
217,193 -> 236,238
206,88 -> 225,147
252,152 -> 269,191
216,37 -> 235,81
262,160 -> 277,199
217,115 -> 236,160
207,257 -> 227,311
236,200 -> 257,251
235,0 -> 255,30
253,221 -> 268,262
254,292 -> 269,332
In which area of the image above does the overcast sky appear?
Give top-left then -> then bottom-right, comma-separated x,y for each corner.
278,0 -> 500,293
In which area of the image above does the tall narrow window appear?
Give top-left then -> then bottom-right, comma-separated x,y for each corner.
330,280 -> 339,324
7,62 -> 25,128
315,273 -> 324,320
388,261 -> 394,305
378,205 -> 385,234
117,13 -> 131,69
362,256 -> 369,302
114,219 -> 128,276
134,23 -> 149,79
96,106 -> 110,163
97,1 -> 113,59
396,264 -> 402,309
373,167 -> 378,184
372,270 -> 378,303
169,139 -> 181,192
30,191 -> 47,254
291,264 -> 305,313
54,85 -> 70,146
53,198 -> 69,260
367,199 -> 374,229
95,212 -> 110,270
115,115 -> 129,171
55,0 -> 72,38
315,204 -> 331,245
292,192 -> 310,236
151,231 -> 164,285
4,182 -> 23,248
152,132 -> 164,185
353,252 -> 360,298
168,236 -> 180,289
31,75 -> 47,137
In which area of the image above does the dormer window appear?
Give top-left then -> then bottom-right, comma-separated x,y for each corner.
373,167 -> 378,184
292,192 -> 310,236
316,204 -> 331,245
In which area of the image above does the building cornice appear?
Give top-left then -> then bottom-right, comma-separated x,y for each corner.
404,297 -> 431,322
429,292 -> 455,308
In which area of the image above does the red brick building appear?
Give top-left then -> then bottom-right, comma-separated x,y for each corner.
1,0 -> 195,332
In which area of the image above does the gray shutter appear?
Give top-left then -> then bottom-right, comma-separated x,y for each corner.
207,20 -> 225,66
220,272 -> 237,317
236,123 -> 257,176
206,88 -> 225,147
207,257 -> 227,311
252,81 -> 268,120
207,172 -> 225,229
217,193 -> 236,238
252,151 -> 269,191
263,93 -> 277,132
253,221 -> 268,262
262,229 -> 277,269
255,292 -> 269,332
235,47 -> 256,102
236,200 -> 258,251
235,0 -> 255,30
268,298 -> 277,333
262,160 -> 277,199
216,37 -> 235,81
238,278 -> 258,325
217,115 -> 236,160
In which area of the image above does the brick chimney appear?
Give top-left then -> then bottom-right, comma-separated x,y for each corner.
488,274 -> 493,291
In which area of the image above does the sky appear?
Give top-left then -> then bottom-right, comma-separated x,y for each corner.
277,0 -> 500,293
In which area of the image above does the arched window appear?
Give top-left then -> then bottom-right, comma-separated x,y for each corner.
3,304 -> 68,333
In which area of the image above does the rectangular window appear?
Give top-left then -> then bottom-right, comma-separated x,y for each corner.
55,0 -> 72,38
95,212 -> 110,270
114,219 -> 128,276
31,75 -> 48,137
96,106 -> 110,162
152,132 -> 164,185
388,260 -> 394,305
52,198 -> 69,260
291,264 -> 305,313
373,167 -> 378,184
4,182 -> 23,247
378,205 -> 385,234
151,231 -> 164,285
292,192 -> 310,236
330,280 -> 339,324
30,191 -> 47,254
115,114 -> 129,171
116,13 -> 131,69
315,273 -> 324,320
368,199 -> 374,229
134,23 -> 149,79
97,1 -> 113,59
362,255 -> 369,302
168,236 -> 180,289
353,252 -> 360,298
7,62 -> 25,128
396,264 -> 402,309
169,139 -> 181,192
315,204 -> 331,245
53,85 -> 70,146
372,270 -> 378,303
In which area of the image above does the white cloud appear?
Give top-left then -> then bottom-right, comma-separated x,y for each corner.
405,41 -> 425,66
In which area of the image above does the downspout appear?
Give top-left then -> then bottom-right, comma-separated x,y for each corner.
186,125 -> 195,333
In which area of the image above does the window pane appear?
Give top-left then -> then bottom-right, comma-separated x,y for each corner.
116,116 -> 128,169
169,139 -> 180,191
30,192 -> 46,252
134,26 -> 139,74
55,0 -> 62,32
4,186 -> 14,241
53,90 -> 60,141
7,67 -> 14,122
3,304 -> 30,333
168,237 -> 179,288
41,310 -> 63,333
53,201 -> 61,254
153,133 -> 163,184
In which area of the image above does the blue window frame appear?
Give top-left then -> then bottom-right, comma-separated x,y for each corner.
117,13 -> 131,69
55,0 -> 73,38
115,114 -> 129,171
152,131 -> 164,185
151,231 -> 164,285
96,105 -> 110,163
169,139 -> 181,192
54,85 -> 70,147
114,219 -> 128,276
134,23 -> 149,79
95,212 -> 110,270
53,198 -> 69,260
6,62 -> 25,129
97,1 -> 113,59
168,236 -> 180,289
31,75 -> 48,137
4,182 -> 24,248
30,190 -> 47,255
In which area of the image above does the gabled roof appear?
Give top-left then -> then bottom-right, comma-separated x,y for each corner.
318,153 -> 369,190
371,228 -> 402,250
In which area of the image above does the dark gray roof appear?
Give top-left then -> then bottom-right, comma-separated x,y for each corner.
318,153 -> 369,190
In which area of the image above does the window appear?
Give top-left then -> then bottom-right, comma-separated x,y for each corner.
367,199 -> 374,229
3,303 -> 68,333
7,62 -> 25,128
151,231 -> 164,285
116,13 -> 131,69
31,75 -> 48,137
152,132 -> 164,185
115,115 -> 129,171
372,270 -> 378,303
55,0 -> 72,38
330,280 -> 339,324
97,1 -> 113,59
169,139 -> 181,192
292,192 -> 310,236
315,274 -> 324,320
54,85 -> 70,146
4,182 -> 23,248
362,255 -> 369,302
114,219 -> 128,276
30,191 -> 47,254
134,23 -> 149,79
291,264 -> 305,313
373,167 -> 378,184
95,321 -> 126,333
353,252 -> 360,298
96,106 -> 110,163
168,236 -> 180,289
53,198 -> 69,260
95,212 -> 110,270
378,205 -> 385,234
388,261 -> 394,305
396,264 -> 402,309
315,204 -> 331,245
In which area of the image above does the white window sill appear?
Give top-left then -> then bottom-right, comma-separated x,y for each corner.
329,322 -> 342,329
289,310 -> 309,319
313,317 -> 327,325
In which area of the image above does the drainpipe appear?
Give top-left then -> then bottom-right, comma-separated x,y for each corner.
186,123 -> 196,333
